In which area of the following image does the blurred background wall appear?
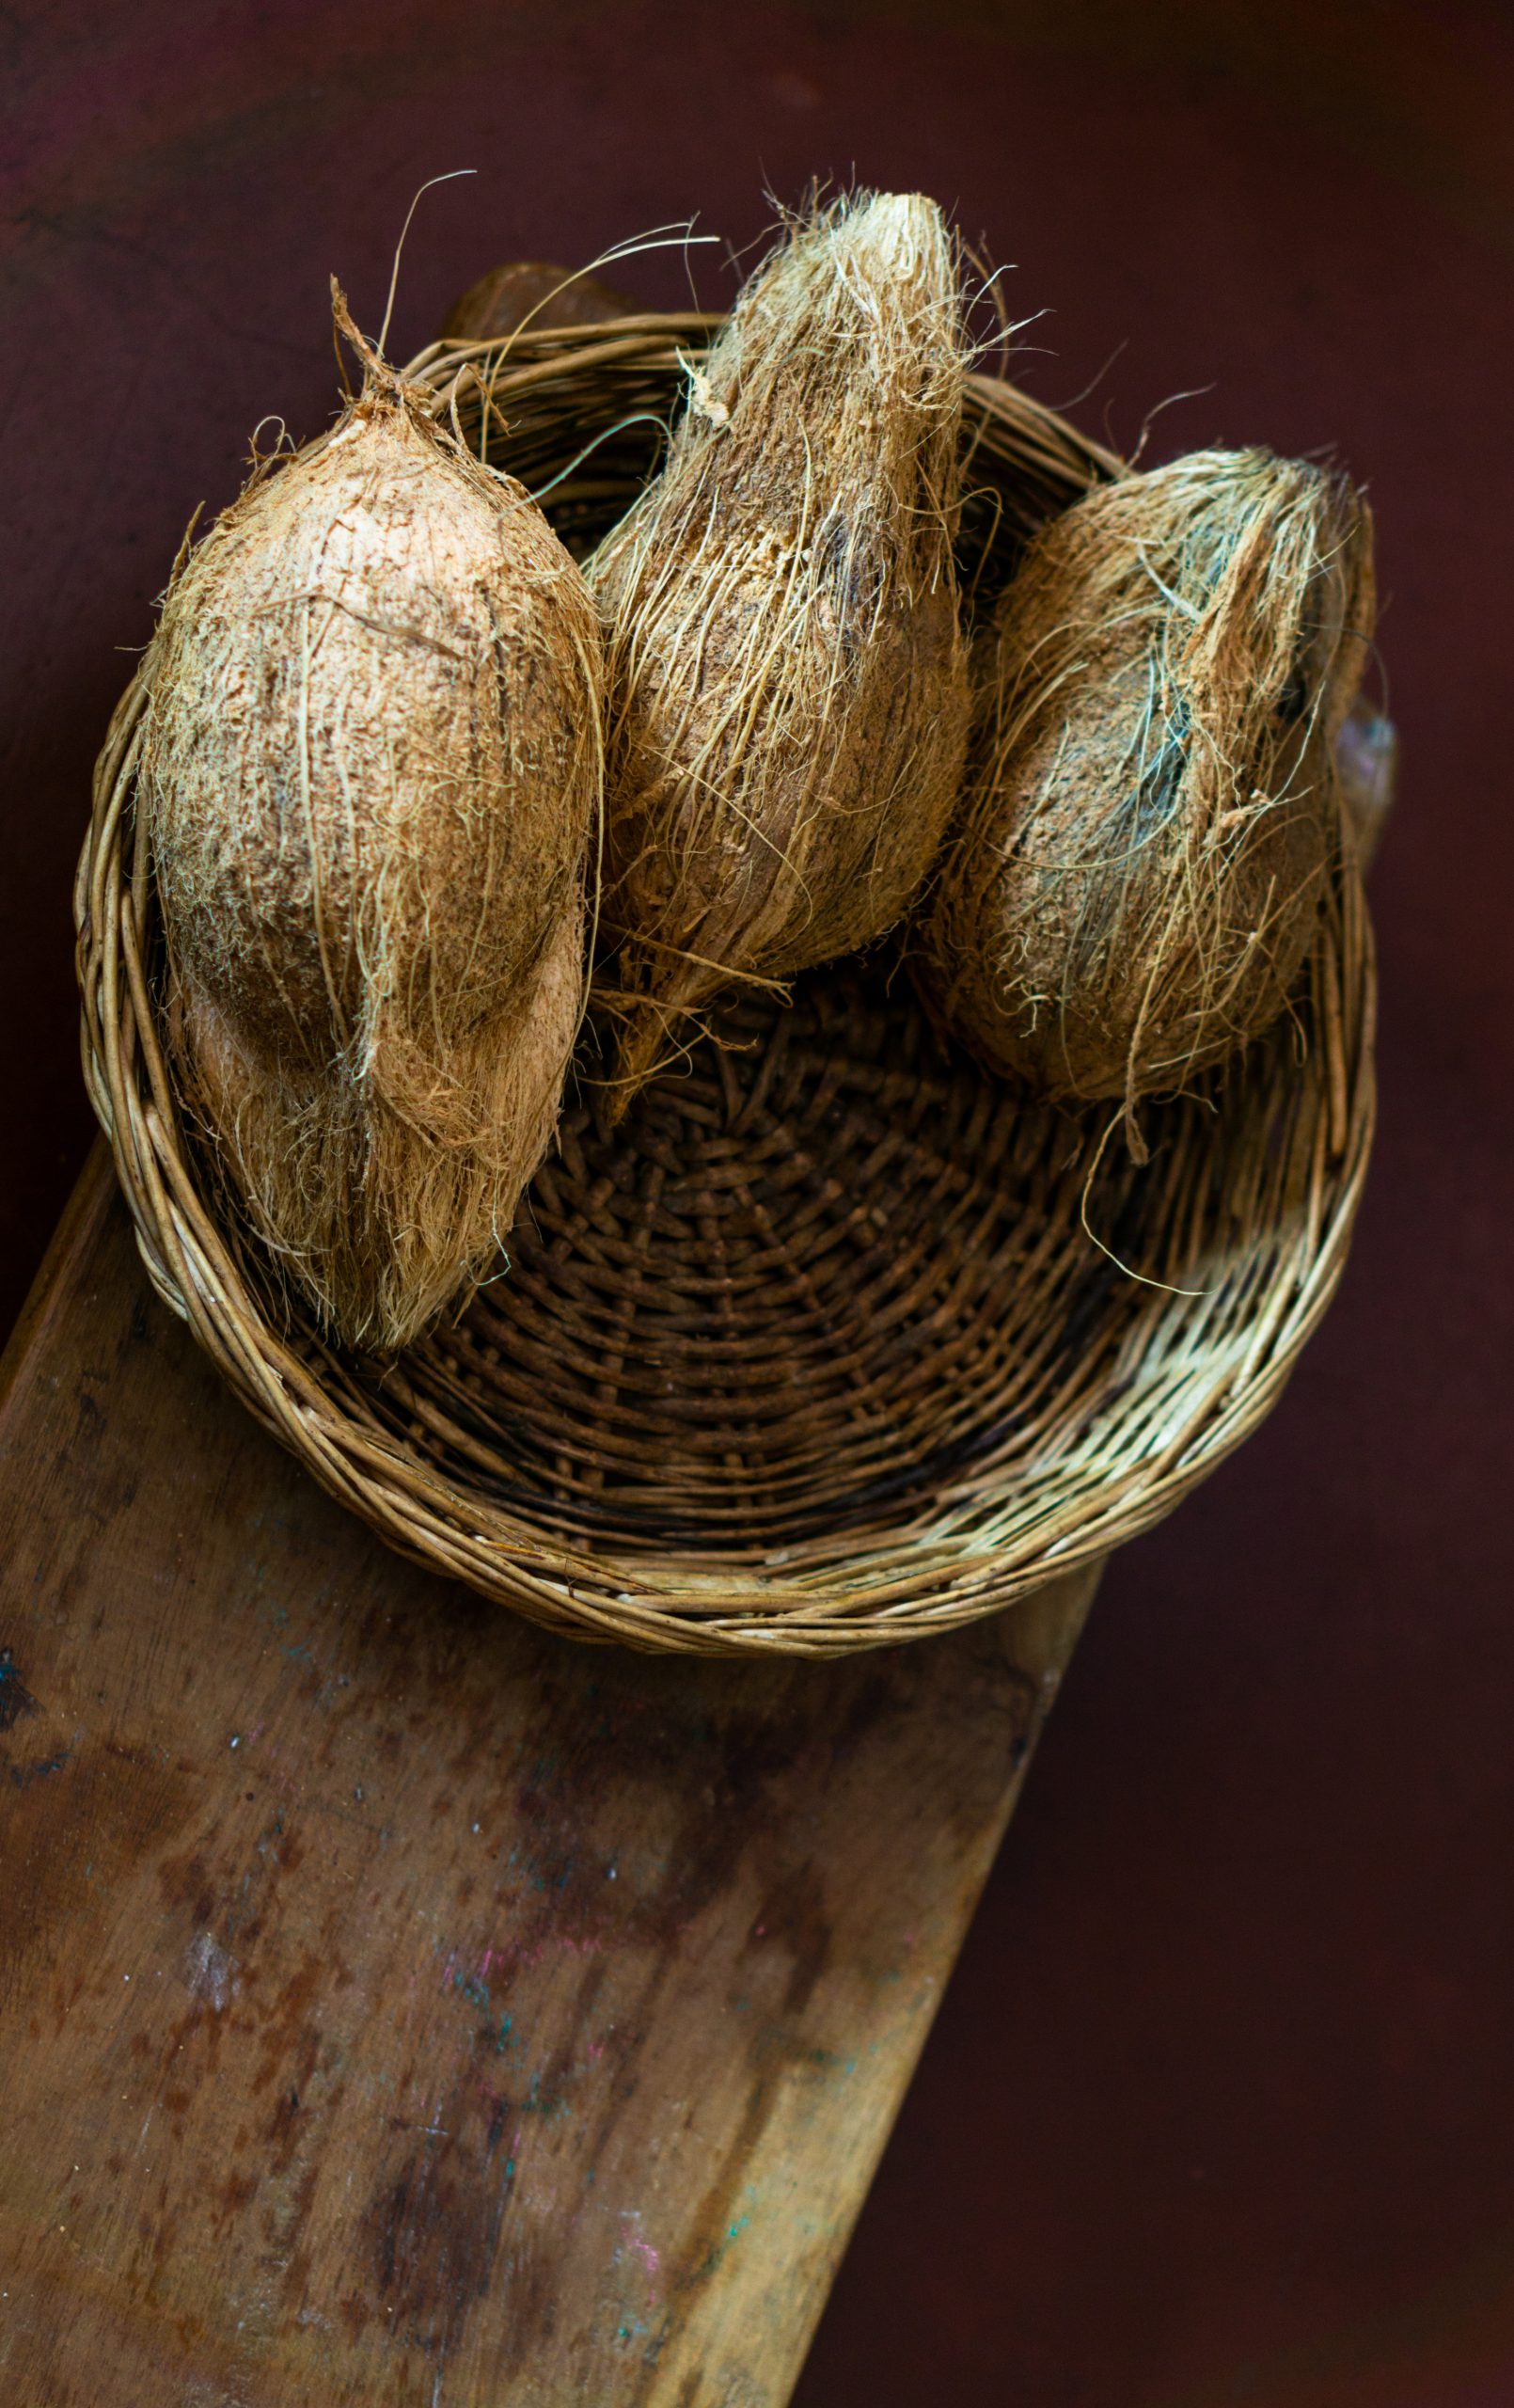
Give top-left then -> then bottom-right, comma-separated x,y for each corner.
5,3 -> 1512,2399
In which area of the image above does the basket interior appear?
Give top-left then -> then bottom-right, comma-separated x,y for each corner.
348,951 -> 1344,1565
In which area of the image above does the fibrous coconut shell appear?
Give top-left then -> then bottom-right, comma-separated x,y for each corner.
140,291 -> 603,1350
588,189 -> 971,1110
913,447 -> 1377,1134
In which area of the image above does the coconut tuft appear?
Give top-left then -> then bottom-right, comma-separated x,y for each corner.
912,447 -> 1376,1138
140,283 -> 603,1351
586,188 -> 971,1112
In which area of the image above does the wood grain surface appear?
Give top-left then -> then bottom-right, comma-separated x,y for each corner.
0,1150 -> 1097,2407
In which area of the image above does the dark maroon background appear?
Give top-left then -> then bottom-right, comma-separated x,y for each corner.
6,3 -> 1513,2400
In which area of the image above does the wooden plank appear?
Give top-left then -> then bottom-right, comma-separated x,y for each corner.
0,1149 -> 1097,2407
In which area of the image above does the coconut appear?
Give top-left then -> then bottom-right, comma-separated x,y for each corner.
140,287 -> 603,1352
912,448 -> 1376,1133
587,189 -> 970,1110
442,259 -> 637,342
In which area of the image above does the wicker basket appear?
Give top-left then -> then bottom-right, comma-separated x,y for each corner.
74,312 -> 1376,1657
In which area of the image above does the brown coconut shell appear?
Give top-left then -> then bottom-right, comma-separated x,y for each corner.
587,189 -> 971,1110
139,289 -> 603,1352
441,259 -> 637,342
912,448 -> 1377,1133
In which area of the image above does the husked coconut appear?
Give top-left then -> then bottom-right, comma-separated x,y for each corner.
913,448 -> 1376,1133
588,189 -> 970,1109
140,288 -> 602,1350
441,258 -> 637,341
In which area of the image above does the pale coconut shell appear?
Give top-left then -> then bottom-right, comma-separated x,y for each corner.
140,293 -> 602,1351
912,448 -> 1376,1133
587,189 -> 970,1110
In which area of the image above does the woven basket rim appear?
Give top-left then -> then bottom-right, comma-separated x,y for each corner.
74,314 -> 1377,1656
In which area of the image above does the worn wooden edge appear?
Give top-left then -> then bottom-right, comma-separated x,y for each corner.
719,1561 -> 1104,2405
0,1140 -> 115,1434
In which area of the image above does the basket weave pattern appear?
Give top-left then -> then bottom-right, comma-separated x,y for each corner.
75,317 -> 1375,1656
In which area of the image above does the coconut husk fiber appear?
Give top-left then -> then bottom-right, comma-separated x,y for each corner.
912,448 -> 1376,1137
587,189 -> 971,1112
138,287 -> 603,1352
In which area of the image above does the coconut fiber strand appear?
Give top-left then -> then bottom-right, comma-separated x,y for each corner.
914,448 -> 1376,1130
588,189 -> 971,1110
139,288 -> 602,1352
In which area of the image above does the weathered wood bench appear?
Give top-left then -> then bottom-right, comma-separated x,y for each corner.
0,1149 -> 1096,2406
